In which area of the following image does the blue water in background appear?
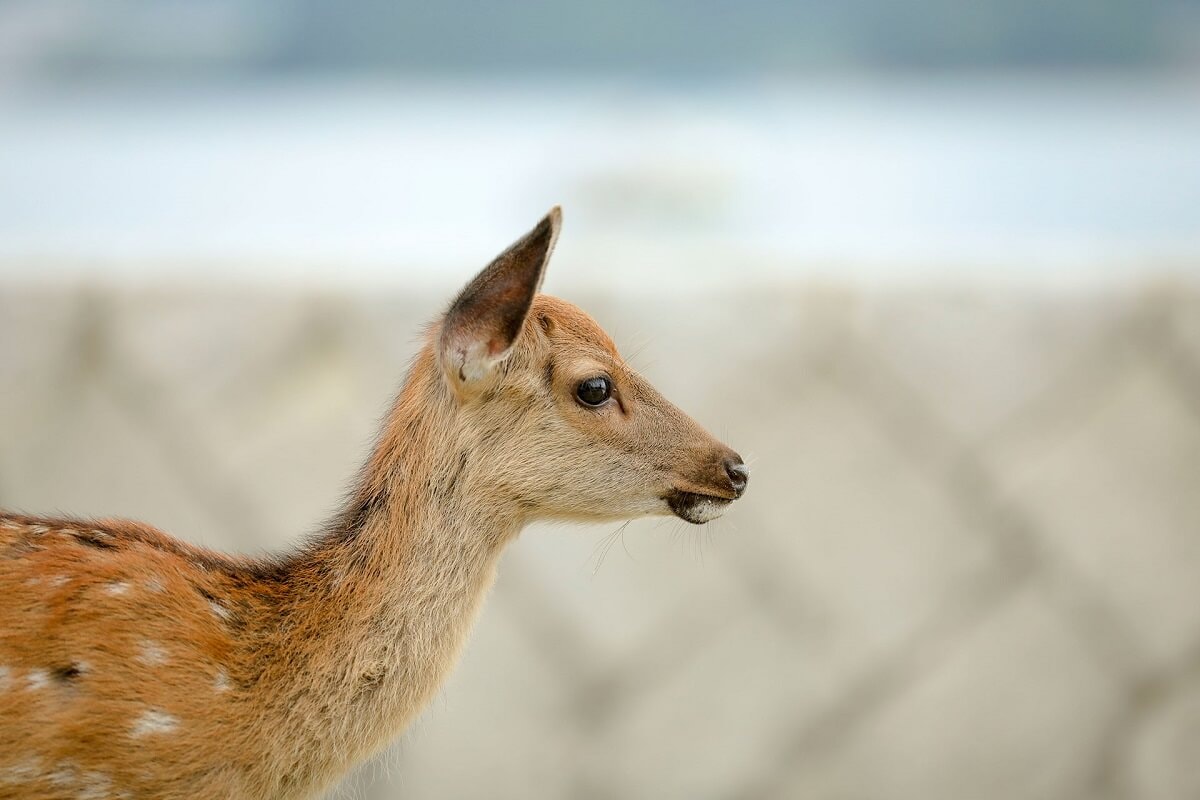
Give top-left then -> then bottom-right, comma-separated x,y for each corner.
1,78 -> 1197,286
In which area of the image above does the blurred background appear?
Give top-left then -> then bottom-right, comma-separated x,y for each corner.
2,1 -> 1200,798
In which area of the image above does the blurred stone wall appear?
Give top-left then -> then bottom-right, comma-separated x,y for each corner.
1,283 -> 1198,800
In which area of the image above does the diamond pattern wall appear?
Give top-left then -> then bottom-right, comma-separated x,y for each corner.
1,284 -> 1197,800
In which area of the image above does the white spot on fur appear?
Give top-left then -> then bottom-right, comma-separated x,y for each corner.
208,600 -> 232,621
130,709 -> 177,737
213,668 -> 231,693
48,761 -> 77,786
144,577 -> 166,594
26,669 -> 50,690
105,581 -> 130,596
0,756 -> 41,785
136,641 -> 168,666
0,519 -> 19,531
77,771 -> 113,800
28,525 -> 48,535
49,575 -> 70,588
0,666 -> 11,691
23,576 -> 42,587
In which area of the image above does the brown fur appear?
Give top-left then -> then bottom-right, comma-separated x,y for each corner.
0,210 -> 745,799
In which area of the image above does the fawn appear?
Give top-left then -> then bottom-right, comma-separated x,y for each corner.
0,208 -> 748,799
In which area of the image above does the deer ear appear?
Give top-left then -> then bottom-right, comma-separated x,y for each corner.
439,207 -> 561,392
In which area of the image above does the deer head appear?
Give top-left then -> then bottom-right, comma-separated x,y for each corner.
433,206 -> 747,526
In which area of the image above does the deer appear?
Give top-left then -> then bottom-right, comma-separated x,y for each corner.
0,207 -> 748,800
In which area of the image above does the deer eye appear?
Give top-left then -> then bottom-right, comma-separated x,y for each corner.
575,377 -> 613,407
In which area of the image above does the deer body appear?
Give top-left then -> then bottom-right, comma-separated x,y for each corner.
0,210 -> 747,799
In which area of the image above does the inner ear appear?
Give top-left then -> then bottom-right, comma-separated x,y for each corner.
439,207 -> 561,389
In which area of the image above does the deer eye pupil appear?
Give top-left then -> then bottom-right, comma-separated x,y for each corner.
576,377 -> 612,407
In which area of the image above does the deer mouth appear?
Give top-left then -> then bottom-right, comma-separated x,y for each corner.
664,489 -> 733,525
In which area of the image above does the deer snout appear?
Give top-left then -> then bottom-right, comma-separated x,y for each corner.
664,445 -> 748,524
687,446 -> 747,501
724,455 -> 749,498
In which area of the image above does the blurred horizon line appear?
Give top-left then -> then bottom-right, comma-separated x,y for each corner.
3,75 -> 1198,286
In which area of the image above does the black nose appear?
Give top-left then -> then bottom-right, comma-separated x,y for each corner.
724,456 -> 749,498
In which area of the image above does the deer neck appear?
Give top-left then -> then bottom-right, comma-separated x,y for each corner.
260,353 -> 523,786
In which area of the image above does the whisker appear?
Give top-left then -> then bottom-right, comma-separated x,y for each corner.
618,522 -> 633,560
590,531 -> 620,575
589,521 -> 632,576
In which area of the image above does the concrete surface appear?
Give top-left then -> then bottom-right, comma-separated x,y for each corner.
0,282 -> 1197,799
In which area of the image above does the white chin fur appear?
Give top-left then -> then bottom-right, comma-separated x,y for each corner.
679,498 -> 728,525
